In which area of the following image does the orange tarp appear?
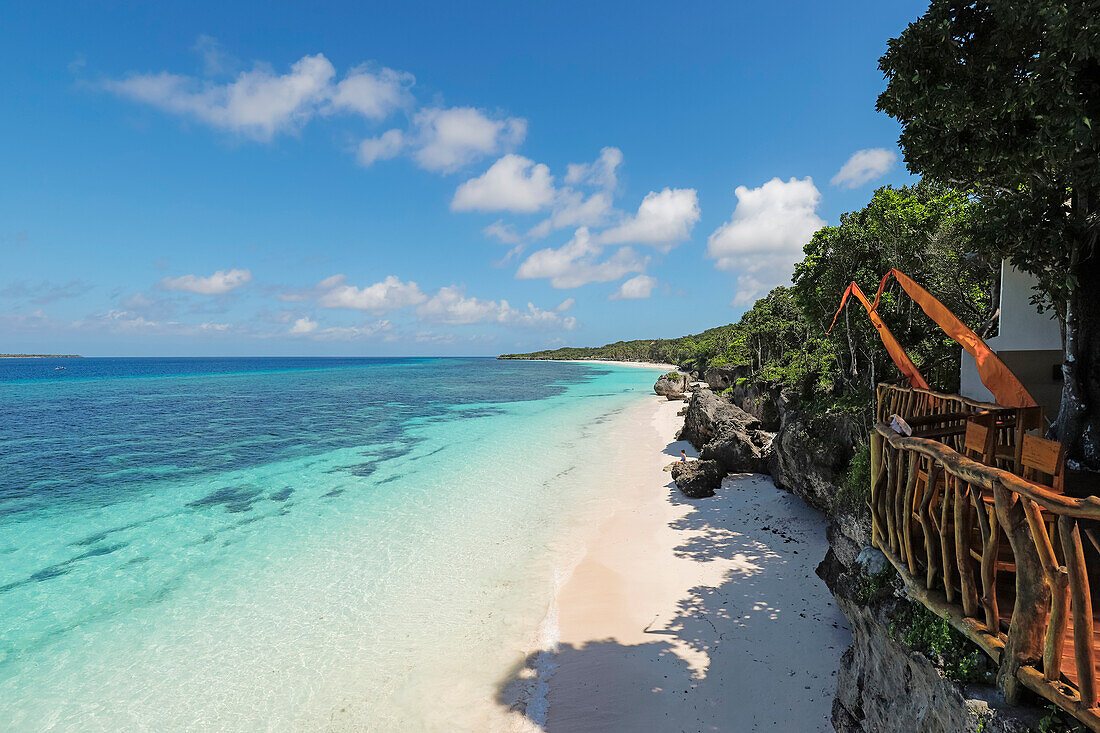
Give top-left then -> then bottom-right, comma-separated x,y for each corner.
871,268 -> 1038,409
829,280 -> 930,390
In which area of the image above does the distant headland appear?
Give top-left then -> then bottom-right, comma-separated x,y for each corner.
0,354 -> 83,358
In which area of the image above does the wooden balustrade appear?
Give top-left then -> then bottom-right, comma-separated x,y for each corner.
870,384 -> 1100,730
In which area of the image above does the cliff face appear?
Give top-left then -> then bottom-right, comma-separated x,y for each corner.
677,371 -> 1045,732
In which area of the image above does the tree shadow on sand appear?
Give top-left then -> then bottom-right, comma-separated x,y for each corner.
497,446 -> 849,732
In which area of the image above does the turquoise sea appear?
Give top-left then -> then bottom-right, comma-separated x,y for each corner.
0,357 -> 659,731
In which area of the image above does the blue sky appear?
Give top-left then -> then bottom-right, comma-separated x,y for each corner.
1,1 -> 927,356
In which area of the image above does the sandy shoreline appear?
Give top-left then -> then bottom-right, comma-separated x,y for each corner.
556,359 -> 680,371
504,394 -> 850,731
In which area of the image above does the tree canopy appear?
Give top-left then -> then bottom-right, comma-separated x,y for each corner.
877,0 -> 1100,466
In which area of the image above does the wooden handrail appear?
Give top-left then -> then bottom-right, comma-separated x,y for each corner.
869,388 -> 1100,729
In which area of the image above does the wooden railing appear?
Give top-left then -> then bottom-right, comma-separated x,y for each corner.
870,384 -> 1100,730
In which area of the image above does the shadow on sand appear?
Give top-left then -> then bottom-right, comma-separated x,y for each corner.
497,440 -> 849,732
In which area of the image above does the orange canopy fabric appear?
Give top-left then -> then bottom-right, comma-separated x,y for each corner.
871,268 -> 1037,409
828,280 -> 930,390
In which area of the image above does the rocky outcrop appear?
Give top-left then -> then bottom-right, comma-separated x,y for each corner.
766,410 -> 862,514
678,377 -> 1049,730
654,372 -> 688,395
671,459 -> 725,498
818,550 -> 1041,733
703,364 -> 788,431
680,387 -> 774,474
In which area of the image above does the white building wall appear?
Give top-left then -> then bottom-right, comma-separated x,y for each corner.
959,262 -> 1061,405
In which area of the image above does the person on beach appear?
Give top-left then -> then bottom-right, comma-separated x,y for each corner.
680,449 -> 687,462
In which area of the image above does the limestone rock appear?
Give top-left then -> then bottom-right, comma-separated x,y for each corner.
671,459 -> 724,498
654,371 -> 688,395
767,410 -> 862,514
680,387 -> 775,474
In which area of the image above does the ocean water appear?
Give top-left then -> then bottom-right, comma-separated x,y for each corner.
0,357 -> 659,731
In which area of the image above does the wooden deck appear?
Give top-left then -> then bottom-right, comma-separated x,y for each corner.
873,384 -> 1100,731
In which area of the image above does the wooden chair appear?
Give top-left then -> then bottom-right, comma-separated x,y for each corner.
1020,433 -> 1066,494
964,418 -> 997,466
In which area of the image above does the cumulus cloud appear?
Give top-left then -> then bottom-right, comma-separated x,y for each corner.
706,177 -> 825,306
556,297 -> 575,311
159,268 -> 252,295
564,146 -> 622,191
289,317 -> 317,334
609,274 -> 658,300
407,107 -> 526,173
455,147 -> 630,247
357,129 -> 405,166
103,55 -> 338,141
597,188 -> 700,252
327,65 -> 414,119
527,190 -> 614,239
103,46 -> 414,144
316,274 -> 427,312
830,148 -> 896,189
516,227 -> 648,289
416,286 -> 576,329
451,154 -> 555,212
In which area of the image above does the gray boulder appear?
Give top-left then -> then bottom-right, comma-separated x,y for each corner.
671,459 -> 725,498
654,371 -> 688,395
680,387 -> 775,474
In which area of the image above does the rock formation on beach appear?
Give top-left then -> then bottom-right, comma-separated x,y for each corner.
653,371 -> 687,396
670,458 -> 724,498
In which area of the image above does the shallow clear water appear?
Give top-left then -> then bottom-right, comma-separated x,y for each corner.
0,357 -> 657,731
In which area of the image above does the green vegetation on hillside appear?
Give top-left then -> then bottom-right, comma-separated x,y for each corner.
502,181 -> 998,413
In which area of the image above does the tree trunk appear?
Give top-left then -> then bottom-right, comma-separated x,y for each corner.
1055,247 -> 1100,470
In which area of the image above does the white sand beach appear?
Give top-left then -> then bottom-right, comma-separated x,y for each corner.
505,396 -> 851,731
560,359 -> 681,371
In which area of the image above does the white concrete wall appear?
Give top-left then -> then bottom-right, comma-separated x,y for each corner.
959,262 -> 1061,405
986,262 -> 1060,351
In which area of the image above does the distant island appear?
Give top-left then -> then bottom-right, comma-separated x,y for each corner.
0,354 -> 83,358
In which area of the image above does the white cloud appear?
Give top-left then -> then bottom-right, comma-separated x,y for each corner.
159,268 -> 252,295
316,274 -> 427,312
309,320 -> 391,340
516,227 -> 648,289
193,35 -> 236,76
411,107 -> 526,173
103,54 -> 337,141
564,146 -> 622,191
597,188 -> 700,252
451,154 -> 555,212
610,274 -> 658,300
556,297 -> 575,311
416,286 -> 576,329
528,190 -> 614,238
483,220 -> 523,245
327,65 -> 414,119
289,317 -> 318,334
706,176 -> 825,306
830,148 -> 896,189
104,47 -> 414,144
72,309 -> 234,335
357,129 -> 405,166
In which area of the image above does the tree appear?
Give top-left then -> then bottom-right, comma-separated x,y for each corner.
877,0 -> 1100,468
793,181 -> 996,398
